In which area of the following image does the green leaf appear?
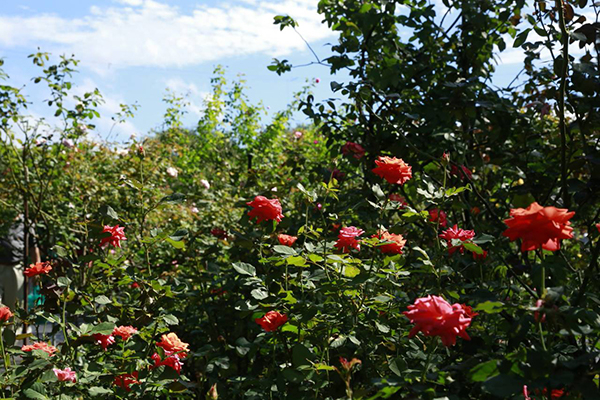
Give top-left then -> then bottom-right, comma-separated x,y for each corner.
95,295 -> 112,305
463,241 -> 484,254
52,245 -> 68,258
57,276 -> 71,288
292,343 -> 316,367
250,288 -> 269,300
160,192 -> 186,203
232,262 -> 256,276
23,383 -> 49,399
165,237 -> 185,249
163,314 -> 179,325
286,256 -> 306,266
90,321 -> 116,335
482,374 -> 525,397
474,301 -> 505,314
342,265 -> 360,278
372,183 -> 385,200
469,360 -> 499,382
375,321 -> 390,333
273,245 -> 296,255
88,387 -> 113,396
473,234 -> 494,244
513,28 -> 530,48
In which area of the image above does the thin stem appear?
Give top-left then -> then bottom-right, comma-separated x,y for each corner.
555,0 -> 570,207
0,325 -> 9,370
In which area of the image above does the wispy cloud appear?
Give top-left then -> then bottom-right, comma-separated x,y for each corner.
0,0 -> 332,74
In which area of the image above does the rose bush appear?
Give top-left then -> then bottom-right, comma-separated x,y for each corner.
1,0 -> 600,397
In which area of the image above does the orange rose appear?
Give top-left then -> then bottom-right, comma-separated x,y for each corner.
372,156 -> 412,185
157,332 -> 189,354
502,202 -> 574,251
373,230 -> 406,254
24,261 -> 52,277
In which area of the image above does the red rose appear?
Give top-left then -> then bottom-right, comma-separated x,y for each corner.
100,225 -> 127,248
277,234 -> 297,246
113,372 -> 140,392
255,310 -> 288,332
439,224 -> 476,255
247,196 -> 284,224
93,333 -> 115,350
341,142 -> 366,160
326,168 -> 346,183
151,351 -> 183,374
403,295 -> 476,347
502,202 -> 575,251
388,193 -> 407,208
472,249 -> 488,261
596,223 -> 600,233
334,226 -> 364,253
210,228 -> 228,240
450,164 -> 473,180
372,156 -> 412,185
24,261 -> 52,277
523,385 -> 565,400
373,230 -> 406,255
428,209 -> 448,227
0,306 -> 13,322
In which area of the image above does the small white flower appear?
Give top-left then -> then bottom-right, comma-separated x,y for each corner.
191,207 -> 199,214
200,179 -> 210,189
271,187 -> 278,192
62,139 -> 74,148
166,167 -> 179,178
294,131 -> 303,139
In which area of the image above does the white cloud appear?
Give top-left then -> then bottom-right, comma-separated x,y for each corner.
0,0 -> 333,74
165,77 -> 210,117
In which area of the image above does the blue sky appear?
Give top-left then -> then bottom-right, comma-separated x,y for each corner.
0,0 -> 556,142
